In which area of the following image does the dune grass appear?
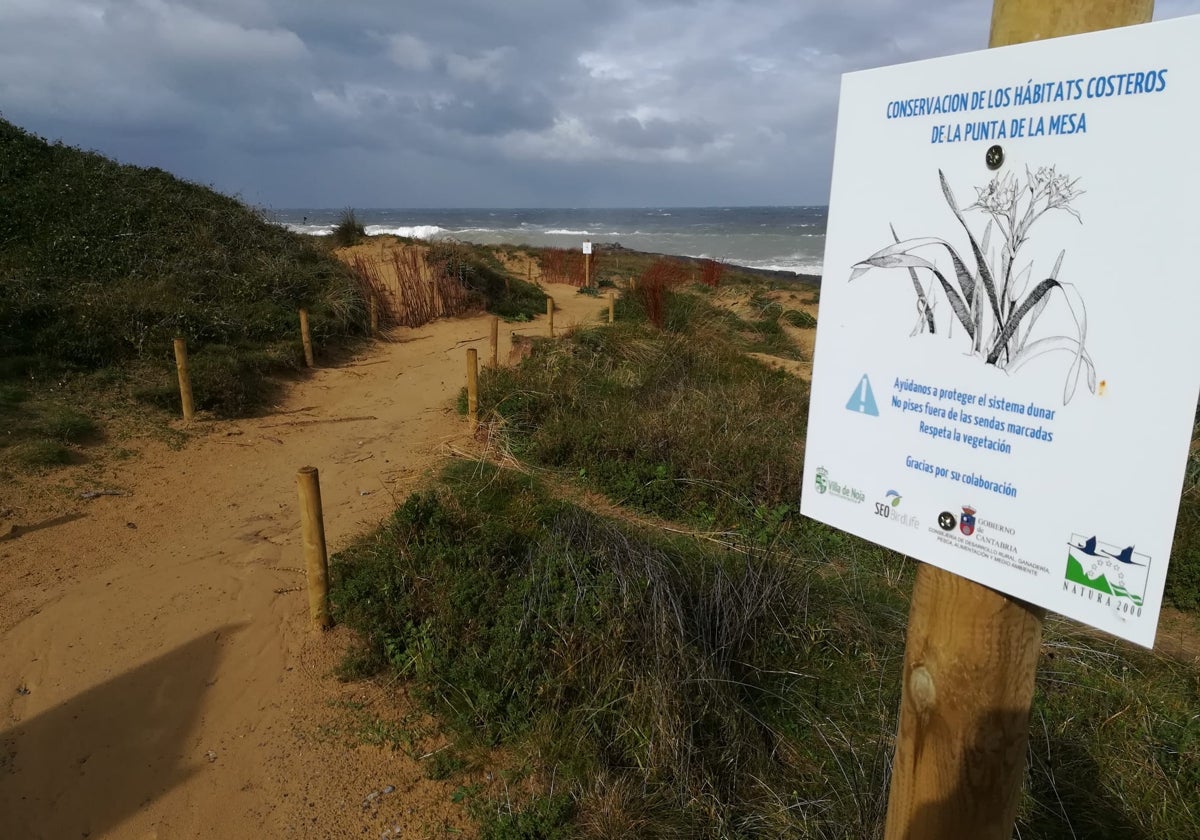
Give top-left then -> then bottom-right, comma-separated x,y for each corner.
0,116 -> 371,456
332,460 -> 1199,839
336,279 -> 1200,837
478,292 -> 808,536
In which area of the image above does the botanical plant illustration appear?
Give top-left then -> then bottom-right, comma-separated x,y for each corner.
850,166 -> 1095,404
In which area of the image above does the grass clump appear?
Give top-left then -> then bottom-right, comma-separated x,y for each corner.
781,308 -> 818,329
329,207 -> 366,247
480,296 -> 807,534
8,439 -> 73,469
332,461 -> 906,837
0,387 -> 98,470
333,463 -> 1200,838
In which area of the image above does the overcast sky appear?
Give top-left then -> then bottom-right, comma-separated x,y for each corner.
2,1 -> 1198,209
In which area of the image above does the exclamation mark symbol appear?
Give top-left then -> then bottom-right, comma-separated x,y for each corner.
845,374 -> 879,416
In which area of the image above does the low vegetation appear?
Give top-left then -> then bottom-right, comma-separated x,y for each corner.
334,460 -> 1200,839
479,291 -> 808,534
0,117 -> 374,467
336,279 -> 1200,838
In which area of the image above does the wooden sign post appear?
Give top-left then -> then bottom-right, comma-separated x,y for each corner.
547,297 -> 555,338
583,240 -> 592,288
882,3 -> 1153,839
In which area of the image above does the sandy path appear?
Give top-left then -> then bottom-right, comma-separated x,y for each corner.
0,285 -> 605,839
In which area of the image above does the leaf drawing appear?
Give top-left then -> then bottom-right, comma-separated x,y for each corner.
849,166 -> 1094,406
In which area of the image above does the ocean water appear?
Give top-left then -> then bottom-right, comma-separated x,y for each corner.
268,207 -> 826,277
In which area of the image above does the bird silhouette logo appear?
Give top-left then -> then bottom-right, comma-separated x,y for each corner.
1101,545 -> 1145,566
1064,533 -> 1150,607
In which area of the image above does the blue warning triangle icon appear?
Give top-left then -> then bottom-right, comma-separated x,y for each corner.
846,374 -> 879,416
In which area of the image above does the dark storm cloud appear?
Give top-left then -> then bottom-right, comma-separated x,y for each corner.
1,0 -> 1198,206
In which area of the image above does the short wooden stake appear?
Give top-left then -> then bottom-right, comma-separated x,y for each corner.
547,297 -> 555,337
172,338 -> 194,424
585,252 -> 591,288
299,308 -> 314,368
882,3 -> 1151,840
489,316 -> 499,368
608,293 -> 615,324
466,348 -> 479,432
296,466 -> 332,631
369,295 -> 379,335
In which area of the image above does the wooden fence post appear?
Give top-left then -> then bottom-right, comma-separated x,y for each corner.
369,295 -> 379,336
608,293 -> 615,324
296,466 -> 332,631
172,338 -> 195,424
299,308 -> 314,368
882,3 -> 1153,839
547,297 -> 555,338
466,348 -> 479,432
489,316 -> 499,367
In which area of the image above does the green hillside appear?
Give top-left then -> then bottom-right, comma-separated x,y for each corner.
0,118 -> 369,460
0,117 -> 366,371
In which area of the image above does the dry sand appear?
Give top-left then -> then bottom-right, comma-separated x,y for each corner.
0,285 -> 606,839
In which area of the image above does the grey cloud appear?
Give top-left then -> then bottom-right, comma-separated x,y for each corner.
1,0 -> 1198,206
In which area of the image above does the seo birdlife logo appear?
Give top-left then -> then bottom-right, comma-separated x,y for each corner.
874,489 -> 919,528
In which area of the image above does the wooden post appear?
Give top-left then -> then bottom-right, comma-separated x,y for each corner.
172,338 -> 194,424
369,295 -> 379,336
296,466 -> 332,631
585,252 -> 591,289
988,0 -> 1151,43
608,293 -> 615,324
883,3 -> 1152,839
466,348 -> 479,432
489,316 -> 499,368
299,308 -> 314,368
547,297 -> 555,338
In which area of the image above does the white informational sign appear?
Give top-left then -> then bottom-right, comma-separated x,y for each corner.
582,240 -> 593,255
802,16 -> 1200,647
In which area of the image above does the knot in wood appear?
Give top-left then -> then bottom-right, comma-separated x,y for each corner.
909,665 -> 936,713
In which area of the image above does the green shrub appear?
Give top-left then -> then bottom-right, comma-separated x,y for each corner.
330,207 -> 366,247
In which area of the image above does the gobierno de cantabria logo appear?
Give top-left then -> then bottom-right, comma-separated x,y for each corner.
1064,533 -> 1150,613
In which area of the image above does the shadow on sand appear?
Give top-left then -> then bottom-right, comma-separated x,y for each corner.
0,625 -> 240,838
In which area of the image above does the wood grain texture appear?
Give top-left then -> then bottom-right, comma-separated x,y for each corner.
884,565 -> 1043,839
989,0 -> 1151,46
